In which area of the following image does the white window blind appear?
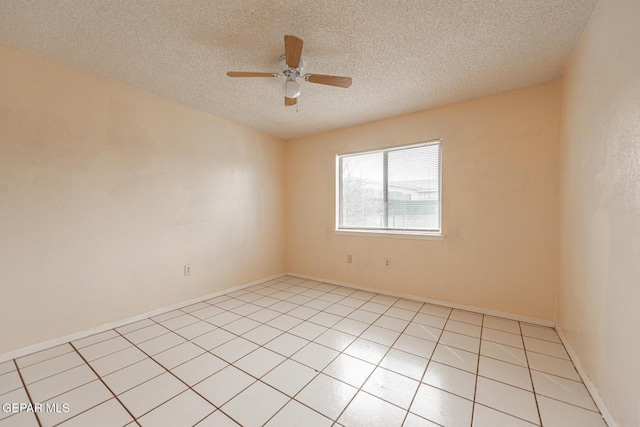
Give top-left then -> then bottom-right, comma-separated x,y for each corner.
337,141 -> 441,234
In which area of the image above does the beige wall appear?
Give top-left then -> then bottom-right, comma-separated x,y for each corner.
0,43 -> 285,355
285,82 -> 560,321
558,0 -> 640,425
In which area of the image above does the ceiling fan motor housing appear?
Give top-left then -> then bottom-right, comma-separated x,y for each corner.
279,54 -> 304,75
280,54 -> 303,98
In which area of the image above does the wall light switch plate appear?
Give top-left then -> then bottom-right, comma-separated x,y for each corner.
184,264 -> 192,276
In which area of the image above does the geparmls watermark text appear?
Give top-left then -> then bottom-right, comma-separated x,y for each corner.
2,402 -> 70,414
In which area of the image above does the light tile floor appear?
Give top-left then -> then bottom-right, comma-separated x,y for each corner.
0,276 -> 608,427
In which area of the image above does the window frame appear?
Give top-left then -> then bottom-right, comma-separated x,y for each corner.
335,139 -> 443,238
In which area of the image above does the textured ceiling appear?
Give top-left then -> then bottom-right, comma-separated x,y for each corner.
0,0 -> 597,140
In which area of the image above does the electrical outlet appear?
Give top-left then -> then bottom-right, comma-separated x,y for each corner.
347,255 -> 352,263
384,258 -> 391,268
184,264 -> 192,276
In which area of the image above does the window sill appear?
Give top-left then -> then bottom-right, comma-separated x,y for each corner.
335,229 -> 445,241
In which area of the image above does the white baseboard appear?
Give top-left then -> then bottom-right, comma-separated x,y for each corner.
286,272 -> 555,327
555,326 -> 617,427
0,273 -> 286,364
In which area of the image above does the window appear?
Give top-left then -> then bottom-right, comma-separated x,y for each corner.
336,141 -> 441,235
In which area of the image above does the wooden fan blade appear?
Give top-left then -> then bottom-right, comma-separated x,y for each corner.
306,74 -> 352,88
227,71 -> 277,77
285,97 -> 297,106
284,35 -> 303,68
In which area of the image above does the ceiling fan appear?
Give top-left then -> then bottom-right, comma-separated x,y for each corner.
226,35 -> 352,106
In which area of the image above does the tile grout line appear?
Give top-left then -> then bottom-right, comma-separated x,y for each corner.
68,342 -> 141,427
390,304 -> 435,426
12,359 -> 43,427
519,321 -> 543,426
469,312 -> 485,426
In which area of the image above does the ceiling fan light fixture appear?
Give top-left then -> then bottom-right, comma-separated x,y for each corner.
284,78 -> 302,98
